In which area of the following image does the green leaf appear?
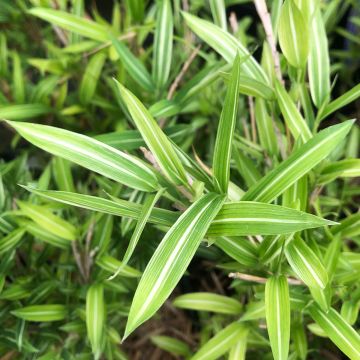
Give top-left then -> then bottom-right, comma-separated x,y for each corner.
308,6 -> 330,108
318,159 -> 360,184
7,121 -> 159,192
173,292 -> 242,314
11,305 -> 67,322
52,157 -> 75,193
96,255 -> 141,278
208,201 -> 333,236
254,98 -> 278,156
29,8 -> 109,42
24,220 -> 71,249
275,80 -> 312,142
213,54 -> 241,193
86,283 -> 105,358
124,193 -> 225,338
209,0 -> 227,30
285,236 -> 328,289
215,236 -> 258,267
241,121 -> 354,202
108,189 -> 165,280
320,83 -> 360,120
181,12 -> 269,85
0,104 -> 50,120
265,275 -> 290,360
308,303 -> 360,360
153,0 -> 173,89
278,0 -> 309,68
0,228 -> 25,255
150,336 -> 191,357
111,35 -> 154,92
190,322 -> 248,360
79,52 -> 106,104
115,81 -> 188,186
12,51 -> 25,103
17,200 -> 76,241
228,334 -> 247,360
21,186 -> 178,227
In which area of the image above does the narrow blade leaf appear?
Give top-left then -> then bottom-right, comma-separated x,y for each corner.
124,193 -> 225,338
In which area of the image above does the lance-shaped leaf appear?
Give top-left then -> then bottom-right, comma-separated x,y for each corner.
111,35 -> 153,92
275,80 -> 312,142
278,0 -> 309,68
11,305 -> 67,322
7,121 -> 159,192
182,12 -> 269,85
153,0 -> 173,89
79,52 -> 106,104
229,334 -> 247,360
207,202 -> 333,236
0,228 -> 25,255
215,236 -> 258,267
29,8 -> 108,42
21,186 -> 178,227
209,0 -> 227,30
190,322 -> 248,360
108,189 -> 165,280
96,255 -> 141,278
0,104 -> 50,120
285,237 -> 328,289
318,159 -> 360,184
24,221 -> 70,249
124,193 -> 225,338
308,303 -> 360,360
116,82 -> 188,186
255,98 -> 278,156
151,336 -> 191,357
319,83 -> 360,120
308,6 -> 330,108
265,275 -> 290,360
17,200 -> 76,241
241,120 -> 354,203
173,292 -> 242,314
86,283 -> 105,358
213,54 -> 241,193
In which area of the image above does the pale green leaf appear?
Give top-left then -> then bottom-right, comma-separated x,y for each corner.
265,275 -> 290,360
124,193 -> 225,338
241,121 -> 354,202
308,303 -> 360,360
86,283 -> 105,358
208,201 -> 334,236
7,121 -> 159,192
17,200 -> 76,241
173,292 -> 242,314
153,0 -> 173,89
115,81 -> 188,186
213,54 -> 241,193
285,236 -> 328,289
11,305 -> 67,322
190,322 -> 248,360
182,12 -> 269,85
308,6 -> 331,108
275,80 -> 312,142
278,0 -> 309,67
29,8 -> 109,42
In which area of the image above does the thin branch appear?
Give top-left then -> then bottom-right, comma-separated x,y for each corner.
71,241 -> 86,282
167,45 -> 201,101
83,32 -> 136,58
229,272 -> 303,285
254,0 -> 283,82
